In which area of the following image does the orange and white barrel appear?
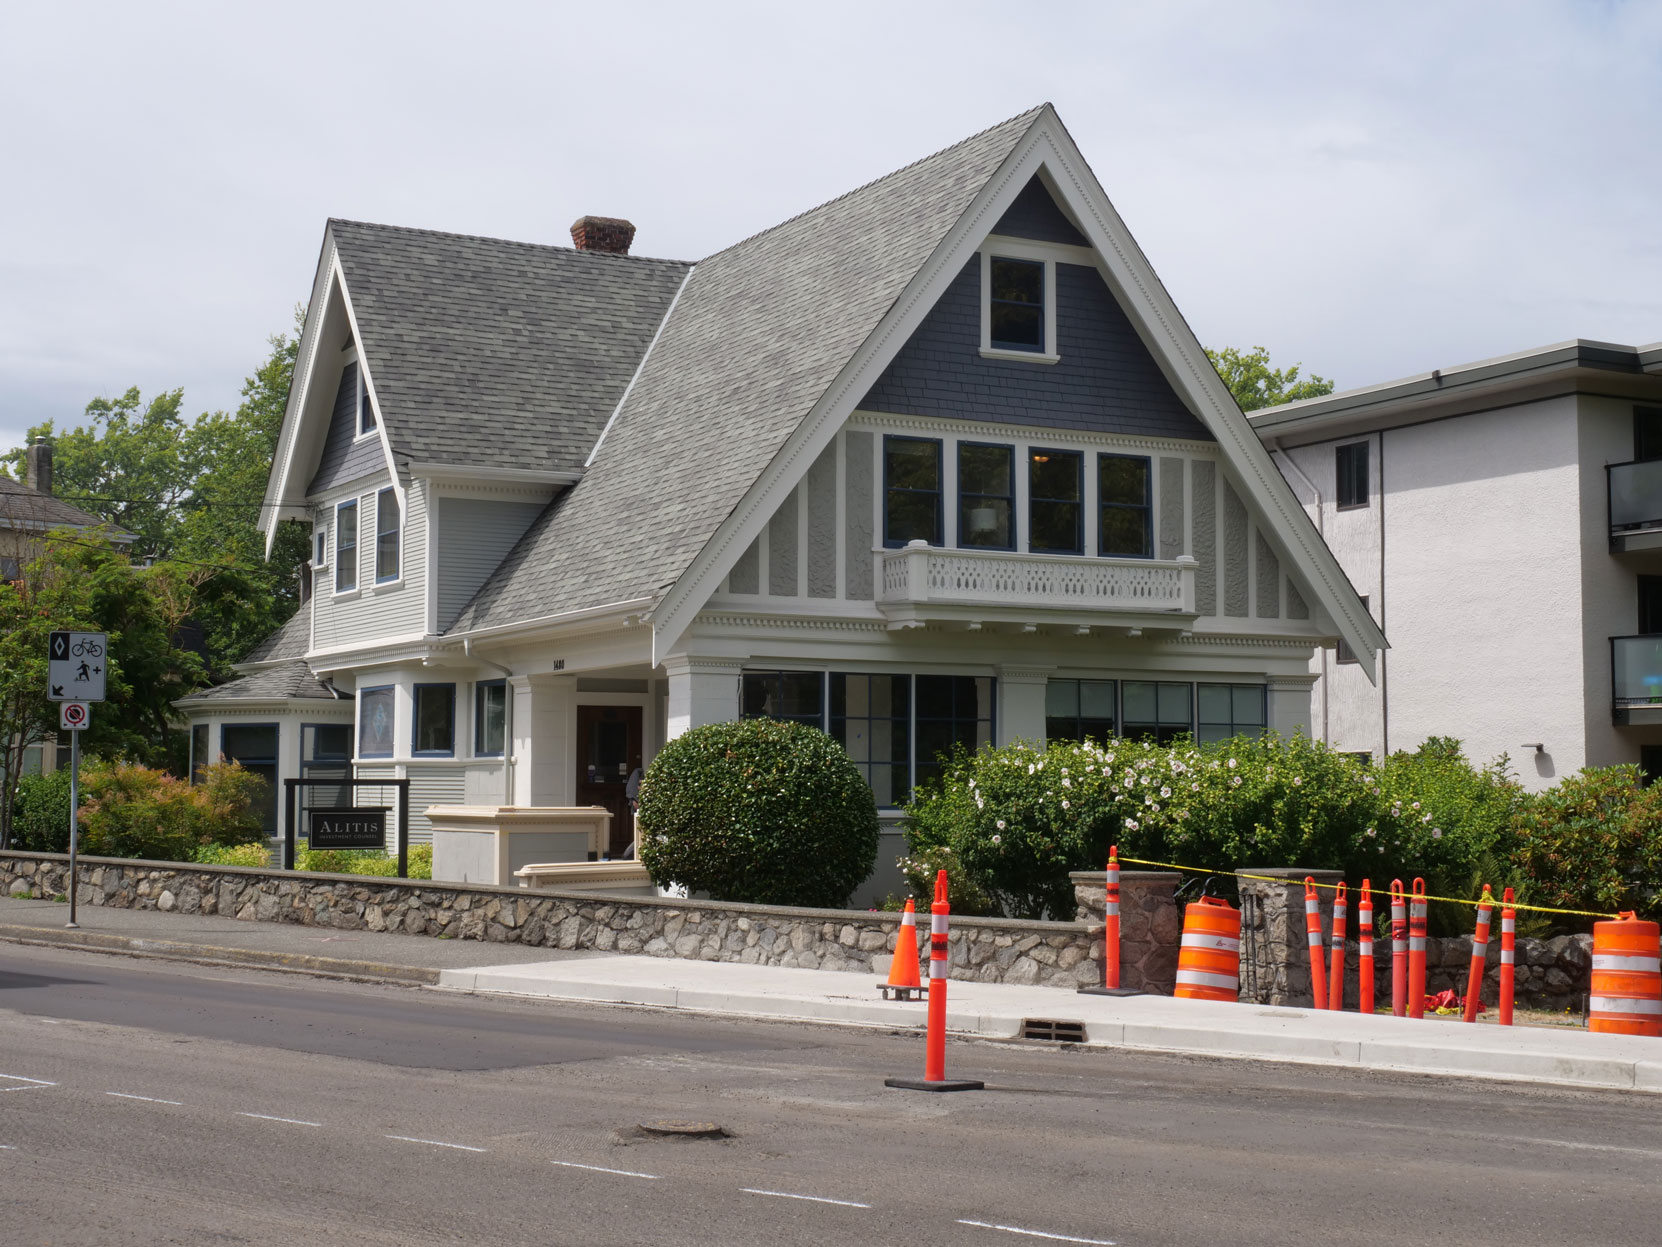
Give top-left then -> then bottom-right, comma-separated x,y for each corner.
1174,896 -> 1241,1003
1589,913 -> 1662,1038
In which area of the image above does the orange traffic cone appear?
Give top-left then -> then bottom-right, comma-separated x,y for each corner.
879,899 -> 925,1001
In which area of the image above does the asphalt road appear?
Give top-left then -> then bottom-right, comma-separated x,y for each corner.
2,943 -> 1659,1247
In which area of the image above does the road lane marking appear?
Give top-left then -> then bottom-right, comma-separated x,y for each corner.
1356,1118 -> 1662,1161
550,1160 -> 660,1180
106,1092 -> 184,1106
385,1135 -> 486,1153
0,1074 -> 57,1091
0,1145 -> 15,1150
741,1188 -> 871,1208
238,1113 -> 321,1127
957,1220 -> 1116,1245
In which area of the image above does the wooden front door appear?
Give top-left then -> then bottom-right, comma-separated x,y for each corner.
575,704 -> 642,857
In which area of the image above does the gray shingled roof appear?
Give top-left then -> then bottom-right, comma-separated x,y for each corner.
240,607 -> 309,667
331,221 -> 691,475
450,106 -> 1044,633
176,660 -> 340,705
0,475 -> 126,532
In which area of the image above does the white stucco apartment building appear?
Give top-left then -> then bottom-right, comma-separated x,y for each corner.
1253,340 -> 1662,789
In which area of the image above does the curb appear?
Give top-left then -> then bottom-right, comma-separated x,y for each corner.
0,924 -> 440,986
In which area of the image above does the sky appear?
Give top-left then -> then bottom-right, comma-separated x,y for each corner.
2,1 -> 1660,458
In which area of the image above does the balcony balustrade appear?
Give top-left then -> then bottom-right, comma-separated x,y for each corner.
1608,459 -> 1662,552
1611,634 -> 1662,724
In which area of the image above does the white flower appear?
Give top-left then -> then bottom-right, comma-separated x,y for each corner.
1191,783 -> 1200,792
1431,828 -> 1443,839
1160,787 -> 1171,798
975,795 -> 984,809
1365,827 -> 1376,837
1230,776 -> 1242,788
1125,818 -> 1139,831
1061,799 -> 1070,810
968,778 -> 976,789
1028,763 -> 1036,775
1062,777 -> 1072,789
995,819 -> 1006,830
1227,757 -> 1238,769
991,834 -> 1002,845
1150,802 -> 1160,813
1061,768 -> 1069,777
1292,777 -> 1302,786
1422,814 -> 1432,824
1105,753 -> 1115,763
1411,801 -> 1420,810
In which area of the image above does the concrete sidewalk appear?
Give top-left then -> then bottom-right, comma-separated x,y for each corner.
3,895 -> 1658,1095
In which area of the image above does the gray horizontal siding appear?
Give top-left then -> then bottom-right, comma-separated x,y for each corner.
435,497 -> 549,632
309,361 -> 387,495
310,479 -> 427,649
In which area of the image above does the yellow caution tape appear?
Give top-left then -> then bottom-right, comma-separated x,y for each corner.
1112,854 -> 1624,920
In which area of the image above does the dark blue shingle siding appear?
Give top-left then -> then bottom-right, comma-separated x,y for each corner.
859,260 -> 1213,442
991,176 -> 1089,246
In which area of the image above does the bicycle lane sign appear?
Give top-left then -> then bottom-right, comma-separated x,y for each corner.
48,631 -> 107,703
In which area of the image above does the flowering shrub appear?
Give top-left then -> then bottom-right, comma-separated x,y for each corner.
1511,765 -> 1662,924
78,760 -> 267,861
637,719 -> 879,908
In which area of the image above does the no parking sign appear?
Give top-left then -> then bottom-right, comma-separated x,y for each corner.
60,701 -> 89,730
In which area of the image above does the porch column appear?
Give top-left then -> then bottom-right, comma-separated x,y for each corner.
663,656 -> 743,740
509,673 -> 575,806
1265,673 -> 1318,739
996,665 -> 1052,747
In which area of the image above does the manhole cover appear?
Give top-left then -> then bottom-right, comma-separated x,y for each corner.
637,1119 -> 728,1138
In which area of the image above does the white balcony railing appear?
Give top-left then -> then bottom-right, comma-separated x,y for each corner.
878,541 -> 1198,615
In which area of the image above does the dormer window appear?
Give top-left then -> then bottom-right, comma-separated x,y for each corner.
979,249 -> 1060,364
357,369 -> 377,437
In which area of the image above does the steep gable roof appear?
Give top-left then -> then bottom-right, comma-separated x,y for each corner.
449,106 -> 1047,634
0,475 -> 132,535
329,221 -> 691,475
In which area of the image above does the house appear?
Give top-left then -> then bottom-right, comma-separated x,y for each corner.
1252,339 -> 1662,789
192,104 -> 1382,902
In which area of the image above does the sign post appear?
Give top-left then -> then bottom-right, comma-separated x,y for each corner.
48,632 -> 106,931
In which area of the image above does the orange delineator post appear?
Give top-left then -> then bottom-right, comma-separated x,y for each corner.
1498,887 -> 1516,1027
1328,883 -> 1347,1012
1390,879 -> 1408,1018
1408,878 -> 1429,1020
1104,846 -> 1122,989
1304,877 -> 1328,1011
885,870 -> 983,1092
1358,880 -> 1375,1015
1462,886 -> 1494,1023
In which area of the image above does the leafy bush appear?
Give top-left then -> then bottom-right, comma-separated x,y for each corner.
77,760 -> 267,861
295,842 -> 432,880
194,841 -> 272,868
10,769 -> 75,853
637,719 -> 879,908
1512,765 -> 1662,926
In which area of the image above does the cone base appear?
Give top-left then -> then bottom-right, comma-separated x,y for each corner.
1077,985 -> 1141,997
878,984 -> 927,1001
884,1077 -> 985,1093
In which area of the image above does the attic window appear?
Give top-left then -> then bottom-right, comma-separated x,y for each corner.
357,370 -> 377,437
979,249 -> 1060,364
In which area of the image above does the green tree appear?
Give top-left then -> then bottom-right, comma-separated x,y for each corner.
1206,345 -> 1335,412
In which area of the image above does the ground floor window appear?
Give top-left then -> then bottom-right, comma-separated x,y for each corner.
302,722 -> 352,817
221,723 -> 279,836
190,724 -> 209,782
1047,679 -> 1267,747
744,670 -> 996,806
1196,683 -> 1268,744
475,680 -> 506,756
1046,679 -> 1117,743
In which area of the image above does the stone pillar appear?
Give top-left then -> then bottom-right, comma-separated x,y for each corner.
510,673 -> 575,806
996,665 -> 1052,746
1264,673 -> 1318,739
662,655 -> 743,740
1235,867 -> 1342,1006
1071,869 -> 1181,994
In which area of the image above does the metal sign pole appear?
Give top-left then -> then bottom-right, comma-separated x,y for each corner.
66,726 -> 79,929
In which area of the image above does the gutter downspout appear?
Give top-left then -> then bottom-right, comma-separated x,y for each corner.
1271,445 -> 1330,748
464,638 -> 515,807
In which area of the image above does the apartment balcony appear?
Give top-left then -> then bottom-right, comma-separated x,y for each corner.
1608,459 -> 1662,552
1611,634 -> 1662,724
876,540 -> 1199,634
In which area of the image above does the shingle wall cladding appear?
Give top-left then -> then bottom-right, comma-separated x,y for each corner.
991,175 -> 1089,245
308,362 -> 386,495
858,260 -> 1212,441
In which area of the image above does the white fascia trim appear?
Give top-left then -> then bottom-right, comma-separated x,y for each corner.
586,265 -> 695,468
646,111 -> 1063,663
263,235 -> 340,555
408,464 -> 583,486
332,255 -> 406,517
441,596 -> 657,647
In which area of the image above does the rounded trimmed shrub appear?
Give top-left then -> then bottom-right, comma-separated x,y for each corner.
637,719 -> 879,909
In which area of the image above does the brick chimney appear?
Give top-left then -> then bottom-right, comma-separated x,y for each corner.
569,216 -> 636,255
25,436 -> 52,496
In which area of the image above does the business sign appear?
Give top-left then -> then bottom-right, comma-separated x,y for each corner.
308,808 -> 388,851
48,631 -> 107,702
60,701 -> 90,730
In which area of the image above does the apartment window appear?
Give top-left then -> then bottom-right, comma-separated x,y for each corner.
830,674 -> 910,807
1336,442 -> 1369,509
359,685 -> 395,758
334,499 -> 358,592
1,555 -> 21,581
358,369 -> 376,437
475,680 -> 506,757
1636,408 -> 1662,463
1098,454 -> 1152,558
1642,745 -> 1662,787
375,487 -> 400,583
1337,595 -> 1369,664
1197,683 -> 1268,744
958,442 -> 1014,549
914,675 -> 994,792
884,436 -> 942,547
1045,679 -> 1117,744
989,257 -> 1045,352
741,671 -> 825,726
1029,449 -> 1083,554
413,684 -> 456,756
1122,681 -> 1192,745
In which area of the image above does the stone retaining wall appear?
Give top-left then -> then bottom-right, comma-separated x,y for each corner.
0,852 -> 1101,990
